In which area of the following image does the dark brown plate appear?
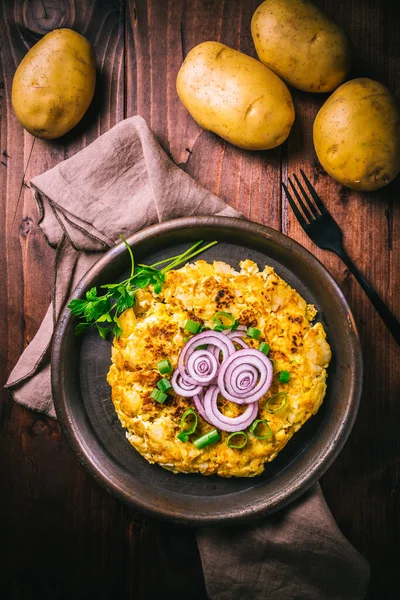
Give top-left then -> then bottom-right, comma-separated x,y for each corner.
52,216 -> 362,526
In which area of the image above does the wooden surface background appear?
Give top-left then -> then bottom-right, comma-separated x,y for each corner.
1,0 -> 399,598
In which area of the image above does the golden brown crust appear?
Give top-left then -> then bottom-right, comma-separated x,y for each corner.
107,259 -> 331,477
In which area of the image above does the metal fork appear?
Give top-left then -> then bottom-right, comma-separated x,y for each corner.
282,170 -> 400,346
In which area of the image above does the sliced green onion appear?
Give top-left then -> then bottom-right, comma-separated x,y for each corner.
157,359 -> 173,374
193,429 -> 220,449
279,370 -> 291,383
246,327 -> 261,339
153,283 -> 162,294
184,319 -> 201,334
180,408 -> 198,436
266,392 -> 288,413
231,320 -> 240,331
157,378 -> 172,392
226,431 -> 248,449
259,342 -> 270,355
150,389 -> 168,404
212,311 -> 236,330
213,325 -> 225,332
177,431 -> 189,443
250,419 -> 273,440
196,344 -> 207,350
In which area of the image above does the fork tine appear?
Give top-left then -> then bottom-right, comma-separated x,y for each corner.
300,169 -> 328,215
293,173 -> 319,218
282,181 -> 308,227
288,177 -> 313,222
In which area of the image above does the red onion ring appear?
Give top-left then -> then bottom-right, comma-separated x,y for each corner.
235,365 -> 258,389
217,349 -> 273,405
225,330 -> 249,349
179,332 -> 235,381
171,369 -> 203,397
203,386 -> 259,432
206,344 -> 224,362
186,350 -> 218,385
192,392 -> 212,424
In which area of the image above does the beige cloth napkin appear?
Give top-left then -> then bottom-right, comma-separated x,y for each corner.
6,116 -> 369,599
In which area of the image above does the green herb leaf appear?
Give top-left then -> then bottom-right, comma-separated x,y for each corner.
96,313 -> 112,323
96,324 -> 110,339
113,315 -> 123,339
68,299 -> 89,317
86,287 -> 98,301
74,322 -> 93,335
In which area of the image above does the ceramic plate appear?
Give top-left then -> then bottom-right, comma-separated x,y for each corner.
52,217 -> 362,525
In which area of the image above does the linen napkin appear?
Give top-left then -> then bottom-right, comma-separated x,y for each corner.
6,115 -> 369,599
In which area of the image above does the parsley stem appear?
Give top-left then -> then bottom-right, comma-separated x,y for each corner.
148,241 -> 204,268
120,235 -> 135,279
162,241 -> 218,273
150,240 -> 204,271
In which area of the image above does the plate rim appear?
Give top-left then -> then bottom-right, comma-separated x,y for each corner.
51,216 -> 363,525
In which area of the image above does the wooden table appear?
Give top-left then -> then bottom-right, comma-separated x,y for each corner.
1,1 -> 398,598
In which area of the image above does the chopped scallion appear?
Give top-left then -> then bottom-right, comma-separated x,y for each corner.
177,431 -> 189,443
279,370 -> 291,383
157,359 -> 172,374
180,408 -> 198,436
249,419 -> 272,440
193,429 -> 220,449
184,319 -> 201,334
226,431 -> 248,449
150,389 -> 168,404
246,327 -> 261,339
157,378 -> 172,393
266,392 -> 288,413
212,311 -> 236,330
259,342 -> 270,355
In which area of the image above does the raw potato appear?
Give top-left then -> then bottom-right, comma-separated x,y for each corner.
251,0 -> 352,93
313,78 -> 400,191
12,29 -> 96,139
176,41 -> 295,151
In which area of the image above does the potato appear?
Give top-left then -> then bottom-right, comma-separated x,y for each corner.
176,41 -> 295,150
251,0 -> 352,93
313,78 -> 400,191
12,28 -> 96,139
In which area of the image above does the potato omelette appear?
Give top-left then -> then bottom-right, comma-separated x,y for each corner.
107,259 -> 331,477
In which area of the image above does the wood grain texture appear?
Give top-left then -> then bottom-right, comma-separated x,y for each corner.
1,0 -> 399,598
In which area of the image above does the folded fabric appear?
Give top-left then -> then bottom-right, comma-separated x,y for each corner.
197,484 -> 369,600
6,115 -> 369,599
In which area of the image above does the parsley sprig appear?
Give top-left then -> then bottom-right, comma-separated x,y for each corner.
67,237 -> 217,339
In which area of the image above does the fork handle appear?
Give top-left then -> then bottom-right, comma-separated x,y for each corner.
336,247 -> 400,346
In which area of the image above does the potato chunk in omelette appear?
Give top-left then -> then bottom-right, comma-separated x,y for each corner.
107,260 -> 331,477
